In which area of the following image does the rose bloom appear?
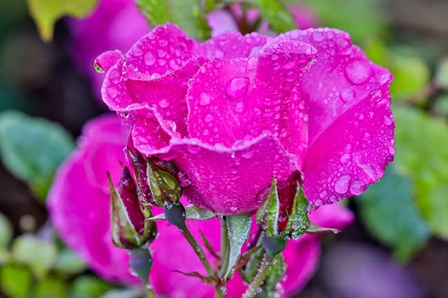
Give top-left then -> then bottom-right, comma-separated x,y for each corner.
96,24 -> 394,215
48,115 -> 353,297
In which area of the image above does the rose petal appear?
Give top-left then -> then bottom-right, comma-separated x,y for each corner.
94,50 -> 122,72
100,24 -> 199,114
198,32 -> 269,59
303,95 -> 394,206
187,39 -> 315,165
126,59 -> 203,136
124,23 -> 198,80
207,9 -> 239,37
168,134 -> 297,215
279,28 -> 394,205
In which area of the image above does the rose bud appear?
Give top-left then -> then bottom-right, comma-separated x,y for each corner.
108,166 -> 156,249
126,142 -> 154,211
145,157 -> 182,207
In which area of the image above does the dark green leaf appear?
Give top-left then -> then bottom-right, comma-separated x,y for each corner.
359,168 -> 429,262
0,111 -> 74,201
54,249 -> 87,275
71,275 -> 115,298
35,278 -> 68,298
136,0 -> 211,41
0,212 -> 12,249
0,265 -> 33,298
394,106 -> 448,239
12,234 -> 58,278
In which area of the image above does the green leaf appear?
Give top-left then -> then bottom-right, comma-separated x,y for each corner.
0,212 -> 12,249
53,249 -> 87,275
28,0 -> 99,41
0,111 -> 74,201
12,234 -> 58,278
389,47 -> 430,99
136,0 -> 211,41
435,58 -> 448,89
71,275 -> 115,298
359,168 -> 430,262
301,0 -> 386,43
0,264 -> 33,298
149,204 -> 216,221
35,278 -> 68,298
252,0 -> 296,32
394,106 -> 448,239
224,214 -> 252,279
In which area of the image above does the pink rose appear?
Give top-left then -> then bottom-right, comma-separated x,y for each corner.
48,115 -> 353,296
96,24 -> 394,215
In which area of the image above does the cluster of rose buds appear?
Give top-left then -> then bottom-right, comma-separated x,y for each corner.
109,142 -> 184,249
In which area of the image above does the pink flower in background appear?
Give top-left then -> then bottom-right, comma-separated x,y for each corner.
96,24 -> 394,215
68,0 -> 149,98
47,115 -> 353,296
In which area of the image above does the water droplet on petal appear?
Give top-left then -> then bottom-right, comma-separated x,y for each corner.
345,60 -> 371,85
144,52 -> 155,66
200,92 -> 211,105
158,99 -> 169,108
226,77 -> 250,99
384,116 -> 393,126
350,181 -> 365,195
334,175 -> 350,194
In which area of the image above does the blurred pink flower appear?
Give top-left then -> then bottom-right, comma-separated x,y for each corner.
68,0 -> 149,98
96,24 -> 394,215
48,115 -> 353,296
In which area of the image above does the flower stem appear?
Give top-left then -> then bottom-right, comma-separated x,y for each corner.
179,224 -> 216,280
142,280 -> 156,298
242,252 -> 272,298
219,216 -> 230,278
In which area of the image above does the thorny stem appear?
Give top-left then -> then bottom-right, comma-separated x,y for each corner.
179,224 -> 217,280
242,252 -> 272,298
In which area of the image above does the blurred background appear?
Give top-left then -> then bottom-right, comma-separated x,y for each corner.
0,0 -> 447,297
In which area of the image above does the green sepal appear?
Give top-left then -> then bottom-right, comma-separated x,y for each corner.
278,185 -> 310,240
108,173 -> 152,249
163,201 -> 186,230
145,158 -> 182,206
257,178 -> 280,238
262,235 -> 287,257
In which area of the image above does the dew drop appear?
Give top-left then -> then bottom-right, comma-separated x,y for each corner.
345,60 -> 371,85
384,116 -> 393,126
107,87 -> 118,98
334,175 -> 350,194
204,114 -> 214,123
158,99 -> 169,108
200,92 -> 211,105
144,52 -> 155,66
226,77 -> 250,99
350,181 -> 365,195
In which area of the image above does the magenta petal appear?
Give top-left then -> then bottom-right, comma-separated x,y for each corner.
187,39 -> 315,165
126,59 -> 203,136
169,135 -> 298,215
277,28 -> 395,205
198,32 -> 269,59
94,50 -> 122,72
123,23 -> 199,80
47,115 -> 135,284
303,96 -> 394,206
